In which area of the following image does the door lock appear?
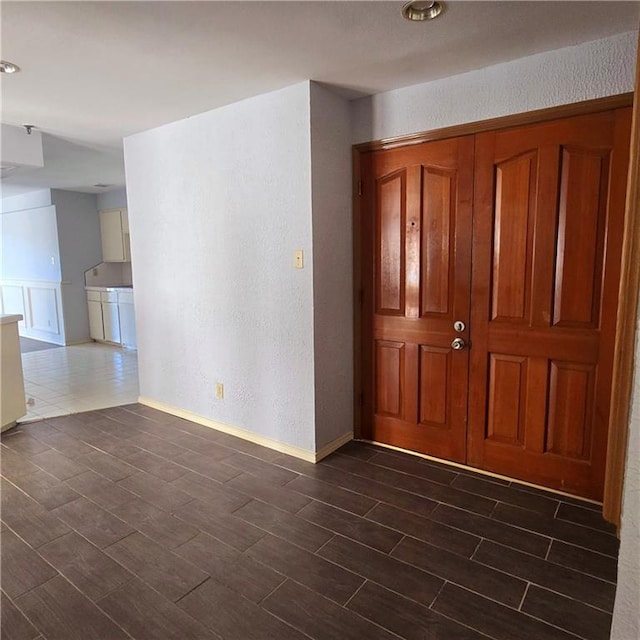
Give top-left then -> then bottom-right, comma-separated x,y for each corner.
453,320 -> 466,333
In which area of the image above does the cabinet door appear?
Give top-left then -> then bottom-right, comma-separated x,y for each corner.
99,210 -> 125,262
102,302 -> 121,343
119,303 -> 137,348
87,300 -> 104,340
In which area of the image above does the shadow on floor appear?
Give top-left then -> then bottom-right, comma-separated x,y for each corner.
19,337 -> 63,354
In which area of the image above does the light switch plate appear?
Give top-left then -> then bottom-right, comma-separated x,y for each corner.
294,250 -> 304,269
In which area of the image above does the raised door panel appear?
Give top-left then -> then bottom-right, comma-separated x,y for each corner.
376,171 -> 406,315
546,361 -> 595,460
421,168 -> 455,317
375,340 -> 404,418
553,148 -> 608,328
491,152 -> 536,323
486,354 -> 527,446
102,302 -> 121,344
87,300 -> 104,341
100,210 -> 125,262
418,346 -> 449,426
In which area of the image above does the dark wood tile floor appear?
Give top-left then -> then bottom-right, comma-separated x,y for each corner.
1,404 -> 619,640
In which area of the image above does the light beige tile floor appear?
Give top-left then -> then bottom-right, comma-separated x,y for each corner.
19,342 -> 139,422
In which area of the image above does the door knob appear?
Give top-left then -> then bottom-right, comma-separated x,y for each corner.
451,337 -> 466,350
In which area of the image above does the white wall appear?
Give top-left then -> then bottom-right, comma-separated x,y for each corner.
51,190 -> 101,343
1,201 -> 61,282
97,187 -> 127,211
612,319 -> 640,638
125,82 -> 317,452
0,189 -> 51,214
310,82 -> 354,450
352,30 -> 637,143
1,124 -> 44,169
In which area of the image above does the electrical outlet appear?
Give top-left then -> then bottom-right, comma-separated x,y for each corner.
215,382 -> 224,400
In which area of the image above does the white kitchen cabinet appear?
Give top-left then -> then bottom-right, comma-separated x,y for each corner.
101,301 -> 121,343
118,291 -> 137,348
87,298 -> 104,340
99,209 -> 131,262
86,288 -> 135,348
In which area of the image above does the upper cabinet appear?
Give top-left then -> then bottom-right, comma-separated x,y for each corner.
99,208 -> 131,262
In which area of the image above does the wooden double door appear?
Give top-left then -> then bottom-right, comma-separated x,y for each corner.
358,107 -> 631,500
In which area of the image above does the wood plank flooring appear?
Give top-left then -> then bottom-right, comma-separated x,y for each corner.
1,404 -> 619,640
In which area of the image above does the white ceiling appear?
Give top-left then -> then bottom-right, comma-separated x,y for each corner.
1,0 -> 638,196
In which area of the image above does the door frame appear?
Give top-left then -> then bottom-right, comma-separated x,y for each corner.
353,92 -> 634,522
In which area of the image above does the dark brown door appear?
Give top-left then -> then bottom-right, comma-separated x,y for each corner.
468,108 -> 632,500
360,137 -> 474,462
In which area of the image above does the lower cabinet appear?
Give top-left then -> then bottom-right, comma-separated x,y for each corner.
102,302 -> 121,343
87,298 -> 104,340
118,293 -> 137,348
86,289 -> 135,348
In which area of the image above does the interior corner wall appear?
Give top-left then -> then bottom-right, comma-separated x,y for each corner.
51,190 -> 101,344
310,82 -> 354,450
124,82 -> 317,453
351,30 -> 638,143
97,187 -> 128,211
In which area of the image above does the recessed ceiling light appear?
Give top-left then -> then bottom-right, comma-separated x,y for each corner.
0,60 -> 20,74
402,1 -> 444,21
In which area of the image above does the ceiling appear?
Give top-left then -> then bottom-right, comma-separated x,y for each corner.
1,1 -> 638,197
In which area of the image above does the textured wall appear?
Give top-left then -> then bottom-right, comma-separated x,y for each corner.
352,31 -> 637,143
611,319 -> 640,639
310,82 -> 353,450
124,82 -> 317,452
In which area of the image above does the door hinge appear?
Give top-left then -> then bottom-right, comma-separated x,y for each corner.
359,392 -> 364,407
357,180 -> 363,196
359,289 -> 364,306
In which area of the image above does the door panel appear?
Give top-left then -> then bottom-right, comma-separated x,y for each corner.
375,340 -> 405,418
361,137 -> 474,462
377,171 -> 406,315
468,109 -> 632,499
491,152 -> 537,322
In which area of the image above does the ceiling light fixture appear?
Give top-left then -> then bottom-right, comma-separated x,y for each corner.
402,1 -> 444,21
0,60 -> 20,74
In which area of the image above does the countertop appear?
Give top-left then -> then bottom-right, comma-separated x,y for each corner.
0,314 -> 23,325
85,285 -> 133,292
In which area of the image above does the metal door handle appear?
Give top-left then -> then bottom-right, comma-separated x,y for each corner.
451,337 -> 466,350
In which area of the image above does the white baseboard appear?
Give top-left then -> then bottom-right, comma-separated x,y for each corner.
138,396 -> 352,463
315,431 -> 353,462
